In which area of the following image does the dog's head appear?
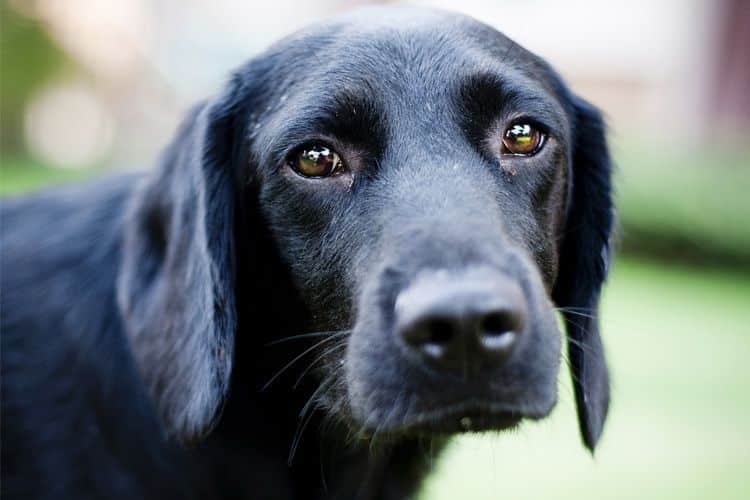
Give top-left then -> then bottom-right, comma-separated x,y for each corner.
118,7 -> 613,452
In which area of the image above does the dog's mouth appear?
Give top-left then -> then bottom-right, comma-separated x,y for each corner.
401,408 -> 521,435
360,400 -> 552,437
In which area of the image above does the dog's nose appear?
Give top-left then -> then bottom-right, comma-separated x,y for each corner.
394,270 -> 526,376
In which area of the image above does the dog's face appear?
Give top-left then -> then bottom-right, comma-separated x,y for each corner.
120,7 -> 612,451
250,11 -> 569,436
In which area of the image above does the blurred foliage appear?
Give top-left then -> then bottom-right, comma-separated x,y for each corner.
615,142 -> 750,270
0,158 -> 99,195
0,2 -> 71,154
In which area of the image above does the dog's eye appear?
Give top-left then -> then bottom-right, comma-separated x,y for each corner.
501,123 -> 545,156
290,144 -> 344,178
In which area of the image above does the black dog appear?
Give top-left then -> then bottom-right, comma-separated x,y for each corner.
1,7 -> 613,500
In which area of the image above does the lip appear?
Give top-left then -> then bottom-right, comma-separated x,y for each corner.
403,410 -> 521,435
372,400 -> 552,437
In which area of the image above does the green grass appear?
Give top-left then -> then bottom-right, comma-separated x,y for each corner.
420,257 -> 750,500
1,158 -> 101,195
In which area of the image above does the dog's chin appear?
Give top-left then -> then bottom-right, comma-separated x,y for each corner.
392,406 -> 522,436
353,399 -> 555,439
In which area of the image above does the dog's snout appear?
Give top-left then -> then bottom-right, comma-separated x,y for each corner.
394,269 -> 526,376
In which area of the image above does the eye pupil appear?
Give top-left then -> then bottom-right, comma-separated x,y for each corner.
502,123 -> 543,155
292,144 -> 342,177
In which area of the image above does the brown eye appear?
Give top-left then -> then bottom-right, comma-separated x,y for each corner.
501,123 -> 544,156
290,144 -> 344,178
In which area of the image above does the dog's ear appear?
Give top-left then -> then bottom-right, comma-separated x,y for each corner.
552,95 -> 614,452
117,76 -> 247,442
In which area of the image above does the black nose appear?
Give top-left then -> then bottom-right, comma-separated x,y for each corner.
394,269 -> 526,376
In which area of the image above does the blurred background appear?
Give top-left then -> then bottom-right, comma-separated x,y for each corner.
1,0 -> 748,498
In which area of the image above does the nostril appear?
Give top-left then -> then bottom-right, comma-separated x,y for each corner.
478,310 -> 523,353
401,318 -> 457,360
480,311 -> 522,336
426,318 -> 454,345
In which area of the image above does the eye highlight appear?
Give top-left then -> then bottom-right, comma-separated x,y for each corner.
289,144 -> 345,178
501,123 -> 545,156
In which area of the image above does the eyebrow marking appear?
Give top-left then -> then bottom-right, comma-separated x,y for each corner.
265,87 -> 387,167
456,71 -> 563,146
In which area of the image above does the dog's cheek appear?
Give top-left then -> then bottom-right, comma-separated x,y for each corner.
343,285 -> 401,427
257,187 -> 355,325
520,274 -> 563,411
344,311 -> 382,424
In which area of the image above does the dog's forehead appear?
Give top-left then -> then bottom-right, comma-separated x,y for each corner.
248,6 -> 570,164
261,7 -> 554,102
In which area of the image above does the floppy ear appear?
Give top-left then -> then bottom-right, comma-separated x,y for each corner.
117,77 -> 246,442
552,95 -> 614,451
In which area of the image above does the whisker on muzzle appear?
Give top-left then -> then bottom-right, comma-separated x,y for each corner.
288,366 -> 342,465
265,329 -> 351,346
261,331 -> 350,391
294,340 -> 348,389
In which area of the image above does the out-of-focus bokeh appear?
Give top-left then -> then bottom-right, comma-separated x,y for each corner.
2,1 -> 748,498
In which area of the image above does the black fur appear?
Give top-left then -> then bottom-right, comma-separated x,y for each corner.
1,7 -> 614,499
